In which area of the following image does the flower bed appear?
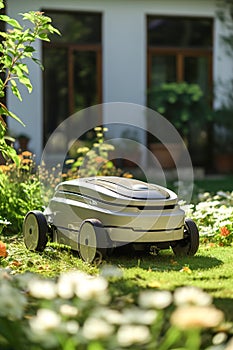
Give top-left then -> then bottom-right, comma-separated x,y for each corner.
186,191 -> 233,246
0,268 -> 232,350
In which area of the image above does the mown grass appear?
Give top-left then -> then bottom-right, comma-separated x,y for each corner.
3,237 -> 233,322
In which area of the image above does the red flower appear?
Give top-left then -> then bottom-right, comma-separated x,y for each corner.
0,241 -> 7,258
220,226 -> 230,237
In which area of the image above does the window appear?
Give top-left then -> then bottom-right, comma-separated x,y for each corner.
43,11 -> 102,144
147,16 -> 213,94
147,16 -> 213,166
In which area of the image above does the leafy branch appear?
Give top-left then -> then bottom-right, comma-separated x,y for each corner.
0,0 -> 60,163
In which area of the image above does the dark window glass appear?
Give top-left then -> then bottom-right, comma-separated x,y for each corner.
73,51 -> 98,111
43,48 -> 68,141
150,55 -> 176,85
45,11 -> 101,44
147,17 -> 212,47
43,11 -> 102,144
184,56 -> 210,95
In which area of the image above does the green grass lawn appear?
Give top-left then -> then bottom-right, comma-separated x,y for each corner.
194,175 -> 233,194
4,238 -> 233,322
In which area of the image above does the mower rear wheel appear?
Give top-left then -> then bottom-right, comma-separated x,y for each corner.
172,218 -> 199,257
23,210 -> 48,252
78,219 -> 109,263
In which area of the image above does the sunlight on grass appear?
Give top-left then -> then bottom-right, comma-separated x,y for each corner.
2,238 -> 232,322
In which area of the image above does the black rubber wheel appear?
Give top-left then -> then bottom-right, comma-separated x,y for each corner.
79,219 -> 109,263
23,210 -> 48,252
172,218 -> 199,257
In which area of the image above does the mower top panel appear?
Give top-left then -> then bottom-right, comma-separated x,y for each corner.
55,176 -> 178,207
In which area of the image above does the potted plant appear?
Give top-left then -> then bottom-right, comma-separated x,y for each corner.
147,82 -> 212,168
213,107 -> 233,173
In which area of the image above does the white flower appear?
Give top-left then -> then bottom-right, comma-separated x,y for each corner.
102,309 -> 124,325
75,276 -> 108,301
170,305 -> 224,329
100,264 -> 123,279
30,309 -> 61,334
212,332 -> 228,345
57,271 -> 108,302
59,304 -> 78,317
57,271 -> 87,299
122,307 -> 157,325
225,337 -> 233,350
174,286 -> 212,306
28,279 -> 56,299
0,281 -> 27,320
82,317 -> 113,340
117,325 -> 150,347
101,307 -> 157,325
138,290 -> 172,309
66,320 -> 79,334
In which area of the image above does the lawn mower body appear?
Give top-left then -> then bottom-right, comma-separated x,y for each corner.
23,176 -> 199,262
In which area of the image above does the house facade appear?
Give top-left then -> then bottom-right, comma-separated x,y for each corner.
6,0 -> 233,168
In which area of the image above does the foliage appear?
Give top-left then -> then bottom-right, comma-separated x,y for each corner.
0,152 -> 44,235
217,0 -> 233,55
0,1 -> 59,163
0,127 -> 131,235
0,260 -> 231,350
0,219 -> 10,235
64,127 -> 132,179
185,190 -> 233,246
147,82 -> 212,140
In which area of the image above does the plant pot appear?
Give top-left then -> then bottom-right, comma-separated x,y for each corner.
149,143 -> 182,169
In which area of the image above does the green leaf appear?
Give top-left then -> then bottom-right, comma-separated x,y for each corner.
3,55 -> 13,68
32,57 -> 44,70
10,79 -> 22,101
0,15 -> 22,30
24,46 -> 35,53
47,24 -> 61,36
37,33 -> 50,41
13,67 -> 33,93
106,161 -> 114,169
0,102 -> 25,126
18,63 -> 29,74
87,341 -> 105,350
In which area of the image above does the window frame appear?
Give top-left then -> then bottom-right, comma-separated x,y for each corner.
147,15 -> 213,94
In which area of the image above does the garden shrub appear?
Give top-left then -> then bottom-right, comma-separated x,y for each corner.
0,153 -> 44,235
0,2 -> 59,234
64,126 -> 132,179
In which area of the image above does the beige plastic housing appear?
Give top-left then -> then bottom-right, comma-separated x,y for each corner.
45,176 -> 185,250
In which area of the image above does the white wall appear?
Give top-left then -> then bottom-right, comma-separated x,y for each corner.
7,0 -> 232,161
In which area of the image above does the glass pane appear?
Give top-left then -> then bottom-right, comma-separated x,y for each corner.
150,55 -> 176,87
43,48 -> 68,143
148,17 -> 212,47
44,11 -> 101,44
43,11 -> 102,144
184,56 -> 209,95
73,51 -> 98,111
184,56 -> 210,166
